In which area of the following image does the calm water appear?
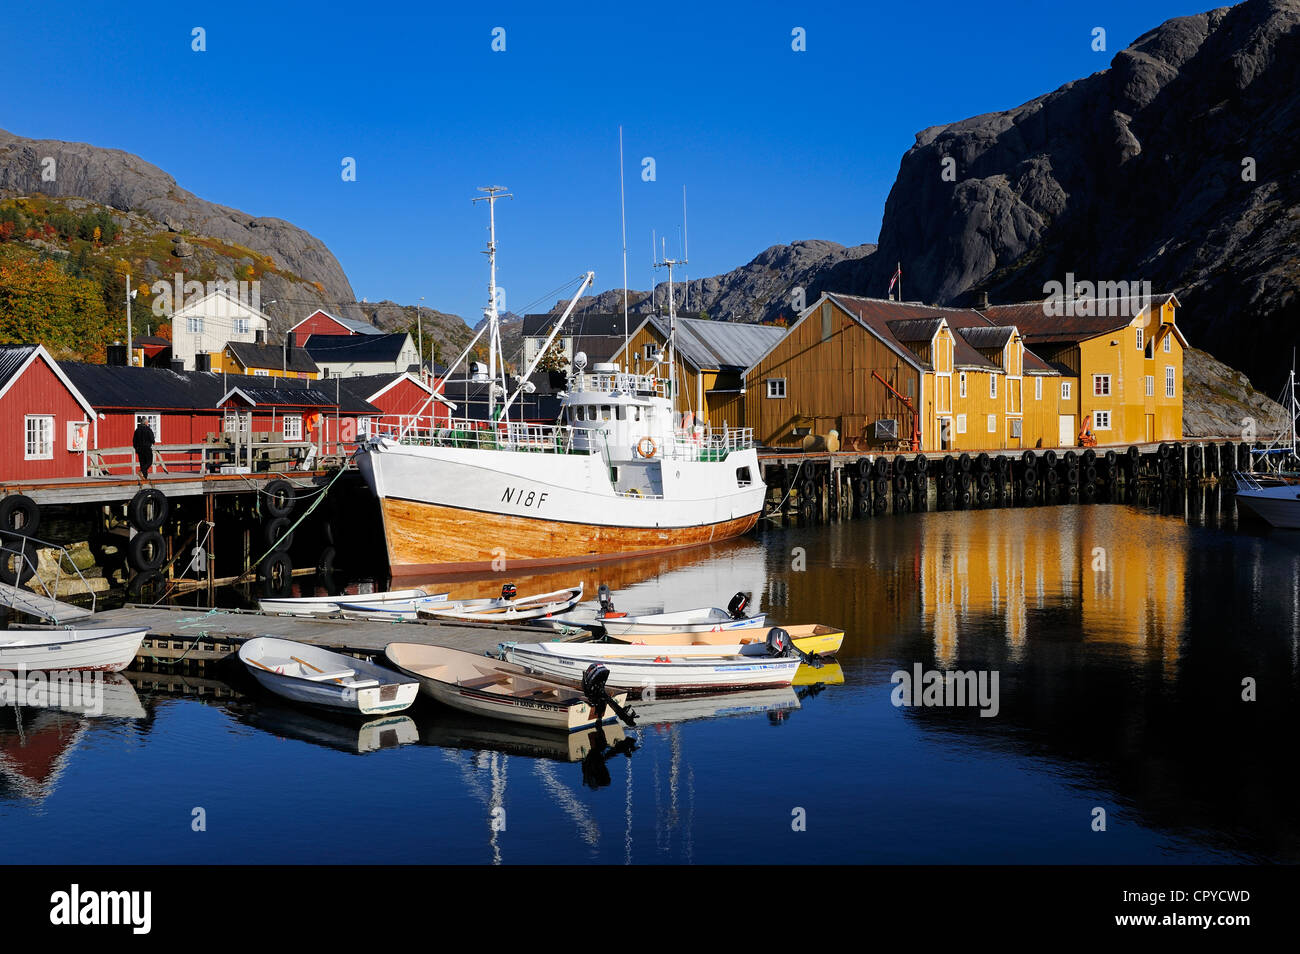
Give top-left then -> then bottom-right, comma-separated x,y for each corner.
3,495 -> 1298,864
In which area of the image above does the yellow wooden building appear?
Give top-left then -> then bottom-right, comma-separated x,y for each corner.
213,339 -> 320,380
981,293 -> 1185,445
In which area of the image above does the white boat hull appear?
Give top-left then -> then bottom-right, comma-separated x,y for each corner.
259,589 -> 442,616
239,638 -> 419,715
1235,486 -> 1300,529
599,613 -> 767,638
500,642 -> 801,696
0,628 -> 147,673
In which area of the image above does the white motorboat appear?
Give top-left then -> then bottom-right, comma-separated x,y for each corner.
499,633 -> 803,697
258,588 -> 444,616
409,584 -> 584,624
1234,472 -> 1300,528
237,637 -> 419,715
0,627 -> 147,673
385,642 -> 631,732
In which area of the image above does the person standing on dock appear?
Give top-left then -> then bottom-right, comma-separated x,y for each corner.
133,419 -> 156,481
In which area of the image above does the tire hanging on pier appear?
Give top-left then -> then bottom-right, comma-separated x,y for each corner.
125,569 -> 166,603
128,530 -> 167,572
0,494 -> 40,538
263,479 -> 296,518
264,516 -> 295,552
0,548 -> 36,586
127,488 -> 170,531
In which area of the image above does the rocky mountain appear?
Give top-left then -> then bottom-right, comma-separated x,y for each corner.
0,128 -> 361,332
1182,346 -> 1290,437
819,0 -> 1300,396
553,239 -> 876,324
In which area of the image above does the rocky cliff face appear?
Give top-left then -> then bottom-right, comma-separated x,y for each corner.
0,127 -> 359,331
555,239 -> 875,323
831,0 -> 1300,395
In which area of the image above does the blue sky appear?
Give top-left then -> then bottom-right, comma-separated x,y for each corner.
3,0 -> 1212,323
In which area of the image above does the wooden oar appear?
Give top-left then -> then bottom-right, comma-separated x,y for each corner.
292,654 -> 343,683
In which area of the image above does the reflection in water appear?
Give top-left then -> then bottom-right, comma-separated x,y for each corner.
4,499 -> 1297,863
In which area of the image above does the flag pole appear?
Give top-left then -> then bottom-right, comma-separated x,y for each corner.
898,261 -> 902,303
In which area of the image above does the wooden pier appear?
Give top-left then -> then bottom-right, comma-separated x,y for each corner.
82,604 -> 552,667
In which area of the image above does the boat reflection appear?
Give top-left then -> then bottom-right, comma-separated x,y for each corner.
0,672 -> 145,802
413,707 -> 632,768
229,700 -> 419,755
635,686 -> 801,727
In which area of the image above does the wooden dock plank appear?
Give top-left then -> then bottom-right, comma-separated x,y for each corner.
88,604 -> 550,659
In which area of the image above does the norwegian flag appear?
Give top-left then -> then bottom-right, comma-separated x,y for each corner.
888,264 -> 901,294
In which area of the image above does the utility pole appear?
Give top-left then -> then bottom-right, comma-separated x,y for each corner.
126,274 -> 137,365
417,296 -> 425,382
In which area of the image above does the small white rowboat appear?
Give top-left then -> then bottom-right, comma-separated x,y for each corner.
597,607 -> 768,639
0,627 -> 147,673
412,584 -> 584,624
500,639 -> 802,696
330,593 -> 455,621
259,588 -> 445,616
238,637 -> 419,715
385,642 -> 629,732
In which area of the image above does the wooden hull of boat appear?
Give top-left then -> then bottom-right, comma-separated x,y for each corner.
0,628 -> 147,673
379,497 -> 759,574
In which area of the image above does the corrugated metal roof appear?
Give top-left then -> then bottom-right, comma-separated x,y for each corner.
227,341 -> 318,374
0,345 -> 37,392
646,316 -> 787,372
957,326 -> 1015,351
337,316 -> 383,335
886,318 -> 943,343
219,387 -> 341,409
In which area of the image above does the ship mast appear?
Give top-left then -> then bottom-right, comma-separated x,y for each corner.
473,185 -> 512,420
653,246 -> 685,411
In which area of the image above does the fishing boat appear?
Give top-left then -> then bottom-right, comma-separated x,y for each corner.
610,623 -> 844,657
258,588 -> 444,616
384,642 -> 630,732
499,633 -> 803,696
354,187 -> 765,575
0,627 -> 147,673
409,584 -> 584,624
237,637 -> 419,715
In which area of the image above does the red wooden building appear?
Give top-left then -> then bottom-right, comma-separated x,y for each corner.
288,309 -> 383,339
0,345 -> 96,481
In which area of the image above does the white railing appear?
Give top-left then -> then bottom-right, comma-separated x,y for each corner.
371,418 -> 589,455
573,371 -> 668,397
0,534 -> 97,621
660,426 -> 754,461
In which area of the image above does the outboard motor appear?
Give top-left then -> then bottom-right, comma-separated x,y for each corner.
727,592 -> 750,620
501,582 -> 518,602
765,626 -> 793,657
581,663 -> 637,727
598,583 -> 616,617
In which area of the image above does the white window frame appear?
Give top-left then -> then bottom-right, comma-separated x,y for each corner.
1165,366 -> 1175,398
1093,374 -> 1111,397
955,414 -> 967,435
1034,376 -> 1042,401
254,369 -> 270,377
1163,334 -> 1171,353
1135,328 -> 1143,351
959,372 -> 967,398
643,343 -> 657,361
234,318 -> 251,335
134,413 -> 161,441
1094,410 -> 1111,430
24,415 -> 54,460
282,414 -> 303,440
1061,381 -> 1072,400
987,413 -> 996,434
186,316 -> 204,334
989,375 -> 997,399
766,378 -> 787,399
1145,375 -> 1154,397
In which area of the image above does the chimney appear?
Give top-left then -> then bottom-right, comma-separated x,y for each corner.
977,291 -> 990,310
255,329 -> 266,344
286,331 -> 296,351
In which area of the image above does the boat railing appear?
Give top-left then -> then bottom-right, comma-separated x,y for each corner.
370,418 -> 589,455
662,426 -> 755,461
573,371 -> 667,397
0,534 -> 97,621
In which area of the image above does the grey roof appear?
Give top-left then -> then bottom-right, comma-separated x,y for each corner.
886,318 -> 944,343
957,325 -> 1015,351
645,316 -> 787,372
219,387 -> 340,409
304,332 -> 412,363
0,344 -> 38,391
337,315 -> 383,335
227,340 -> 318,375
